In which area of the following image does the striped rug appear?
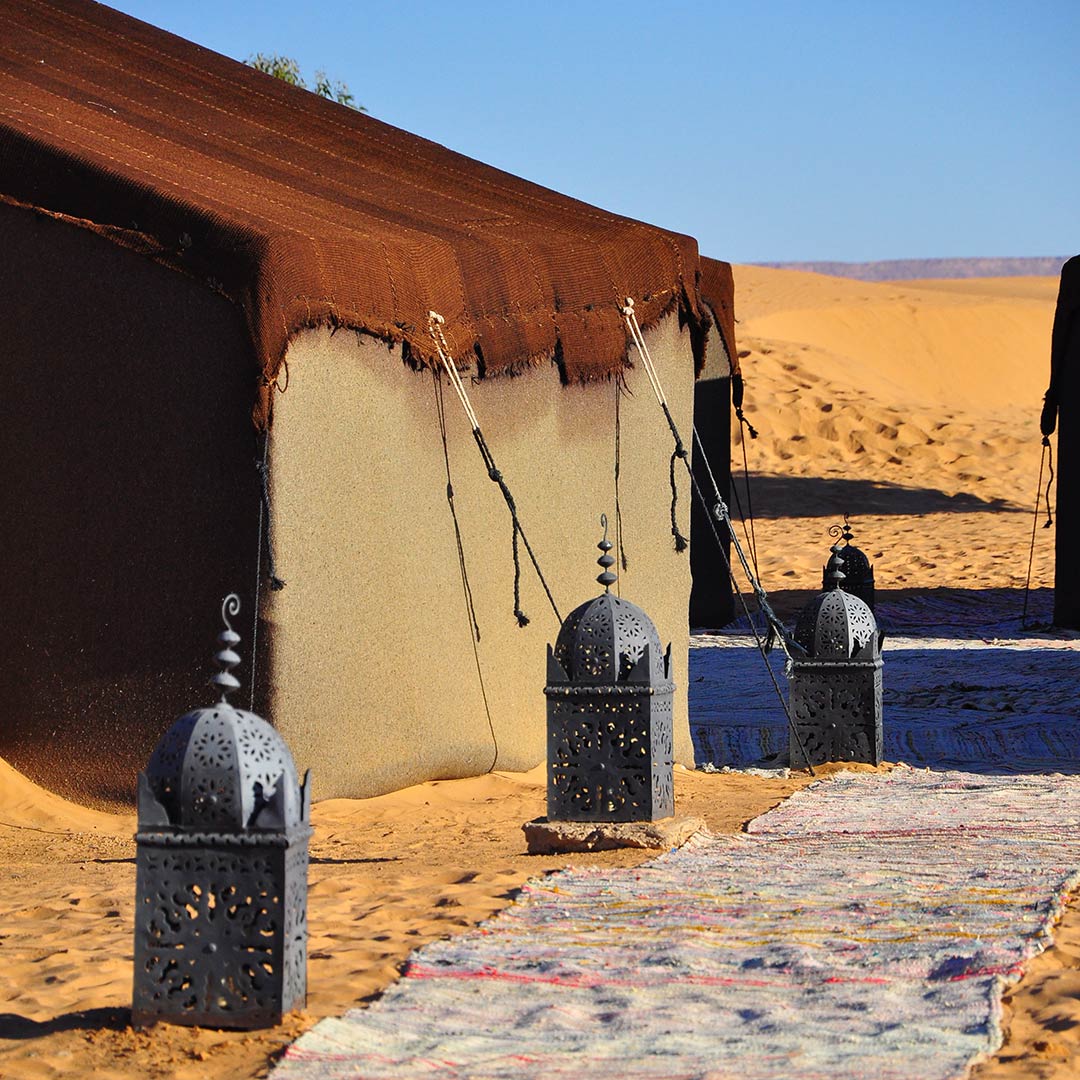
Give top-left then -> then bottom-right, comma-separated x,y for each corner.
274,769 -> 1080,1079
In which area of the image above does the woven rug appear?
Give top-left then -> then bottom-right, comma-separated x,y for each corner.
274,769 -> 1080,1079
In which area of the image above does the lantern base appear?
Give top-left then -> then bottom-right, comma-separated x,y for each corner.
522,814 -> 705,855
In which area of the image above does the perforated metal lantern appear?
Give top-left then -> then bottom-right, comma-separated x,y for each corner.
821,519 -> 875,611
545,518 -> 675,822
132,595 -> 311,1030
790,545 -> 884,768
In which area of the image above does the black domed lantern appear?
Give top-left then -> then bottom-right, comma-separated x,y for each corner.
789,545 -> 884,768
544,517 -> 674,822
822,518 -> 875,611
132,595 -> 311,1030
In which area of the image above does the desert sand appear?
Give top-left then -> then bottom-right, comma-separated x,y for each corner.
727,266 -> 1057,602
2,265 -> 1074,1078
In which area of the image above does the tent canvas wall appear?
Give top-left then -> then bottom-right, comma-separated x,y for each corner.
0,0 -> 737,803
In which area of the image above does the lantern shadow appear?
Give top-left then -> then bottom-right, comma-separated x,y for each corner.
0,1006 -> 129,1039
730,475 -> 1019,519
691,588 -> 1080,777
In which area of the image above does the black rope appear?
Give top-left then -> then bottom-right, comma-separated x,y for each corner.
433,371 -> 482,643
1022,437 -> 1051,629
736,408 -> 761,580
254,435 -> 286,591
614,378 -> 629,576
735,406 -> 759,440
726,453 -> 757,570
684,440 -> 815,776
660,401 -> 689,552
1044,437 -> 1055,528
471,427 -> 562,627
432,370 -> 498,772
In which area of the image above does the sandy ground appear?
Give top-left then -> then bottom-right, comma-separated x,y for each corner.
1,758 -> 853,1079
3,265 -> 1074,1078
727,267 -> 1058,598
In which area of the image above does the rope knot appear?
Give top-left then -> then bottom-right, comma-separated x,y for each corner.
736,408 -> 760,440
675,443 -> 689,460
488,466 -> 503,483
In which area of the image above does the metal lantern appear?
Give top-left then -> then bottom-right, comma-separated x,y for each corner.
822,518 -> 875,611
132,595 -> 311,1030
545,516 -> 674,822
789,545 -> 884,768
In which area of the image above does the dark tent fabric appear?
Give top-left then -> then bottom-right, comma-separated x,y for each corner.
0,0 -> 737,426
1043,256 -> 1080,628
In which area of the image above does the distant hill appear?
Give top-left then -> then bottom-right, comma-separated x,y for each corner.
753,257 -> 1070,281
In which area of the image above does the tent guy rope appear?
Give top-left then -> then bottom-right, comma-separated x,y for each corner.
427,312 -> 562,628
431,367 -> 500,772
620,297 -> 814,774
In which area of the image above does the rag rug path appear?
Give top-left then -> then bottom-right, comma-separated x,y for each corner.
274,769 -> 1080,1079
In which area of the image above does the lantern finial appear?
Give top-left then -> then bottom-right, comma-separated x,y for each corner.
825,544 -> 846,589
211,593 -> 242,701
596,514 -> 617,593
828,514 -> 856,546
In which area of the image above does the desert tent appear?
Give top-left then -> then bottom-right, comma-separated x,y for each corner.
0,0 -> 738,804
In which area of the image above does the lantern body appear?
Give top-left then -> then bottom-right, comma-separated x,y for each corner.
545,593 -> 674,822
788,586 -> 883,768
132,706 -> 311,1029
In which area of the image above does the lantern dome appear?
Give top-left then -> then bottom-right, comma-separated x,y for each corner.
139,595 -> 304,832
145,705 -> 303,831
554,592 -> 667,684
795,545 -> 880,661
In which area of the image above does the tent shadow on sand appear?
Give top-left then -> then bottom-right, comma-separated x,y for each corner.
690,586 -> 1080,777
729,474 -> 1021,518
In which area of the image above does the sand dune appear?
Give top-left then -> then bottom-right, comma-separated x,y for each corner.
729,267 -> 1058,597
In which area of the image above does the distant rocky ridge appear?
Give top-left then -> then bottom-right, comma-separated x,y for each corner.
754,257 -> 1070,281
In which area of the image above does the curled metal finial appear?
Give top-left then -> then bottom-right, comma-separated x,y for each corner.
828,515 -> 855,544
596,514 -> 617,593
211,594 -> 242,701
825,543 -> 846,589
221,593 -> 240,633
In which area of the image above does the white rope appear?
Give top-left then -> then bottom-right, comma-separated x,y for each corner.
428,311 -> 480,430
425,311 -> 562,626
620,297 -> 667,407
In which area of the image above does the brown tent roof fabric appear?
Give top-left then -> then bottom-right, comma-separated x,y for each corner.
0,0 -> 737,425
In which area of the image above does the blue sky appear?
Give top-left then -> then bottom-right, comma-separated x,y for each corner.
108,0 -> 1076,264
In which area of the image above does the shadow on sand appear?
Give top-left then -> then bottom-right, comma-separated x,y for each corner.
0,1006 -> 129,1039
691,587 -> 1076,777
729,475 -> 1021,519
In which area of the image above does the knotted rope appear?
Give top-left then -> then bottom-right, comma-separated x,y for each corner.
620,299 -> 689,552
428,313 -> 562,628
